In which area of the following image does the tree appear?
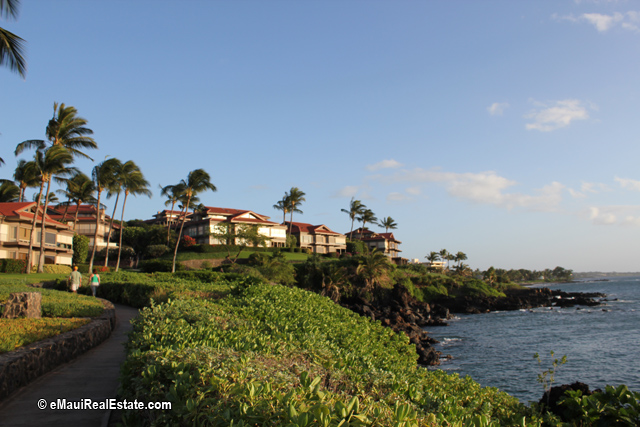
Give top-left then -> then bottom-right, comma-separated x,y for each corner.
88,158 -> 121,273
30,146 -> 75,273
439,249 -> 450,270
13,159 -> 38,202
72,234 -> 89,265
321,264 -> 348,303
357,208 -> 377,235
62,172 -> 95,231
454,251 -> 467,268
378,216 -> 397,233
284,187 -> 305,237
209,223 -> 268,263
159,182 -> 185,243
15,102 -> 98,161
483,266 -> 497,286
103,164 -> 123,267
273,195 -> 290,224
115,161 -> 151,271
341,197 -> 365,239
171,169 -> 217,273
0,0 -> 26,78
356,249 -> 392,293
0,180 -> 19,202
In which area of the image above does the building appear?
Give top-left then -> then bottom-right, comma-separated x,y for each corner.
285,222 -> 347,254
0,202 -> 74,267
183,206 -> 287,247
346,227 -> 403,261
50,204 -> 119,252
145,209 -> 183,228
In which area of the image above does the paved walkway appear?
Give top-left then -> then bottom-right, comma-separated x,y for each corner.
0,304 -> 139,427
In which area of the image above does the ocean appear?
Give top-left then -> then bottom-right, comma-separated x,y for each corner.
427,277 -> 640,403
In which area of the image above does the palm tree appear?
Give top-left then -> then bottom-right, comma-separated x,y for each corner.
171,169 -> 217,273
439,249 -> 450,270
356,249 -> 391,293
356,208 -> 377,235
64,172 -> 95,231
321,264 -> 348,303
0,181 -> 19,202
160,182 -> 185,244
13,159 -> 38,202
341,197 -> 365,239
103,163 -> 124,267
88,158 -> 121,272
115,161 -> 151,271
29,146 -> 75,273
284,187 -> 305,236
15,102 -> 98,160
378,216 -> 397,233
273,195 -> 290,224
425,251 -> 440,264
454,251 -> 467,268
0,0 -> 26,78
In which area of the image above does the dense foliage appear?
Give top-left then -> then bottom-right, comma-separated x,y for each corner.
0,318 -> 91,353
120,280 -> 533,426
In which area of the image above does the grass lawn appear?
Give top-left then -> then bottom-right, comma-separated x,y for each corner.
0,273 -> 69,284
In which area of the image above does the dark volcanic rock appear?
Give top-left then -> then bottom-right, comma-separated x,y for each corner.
540,382 -> 597,420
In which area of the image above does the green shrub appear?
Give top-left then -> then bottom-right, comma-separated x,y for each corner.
72,234 -> 89,265
346,240 -> 367,255
42,265 -> 72,275
146,244 -> 169,258
559,384 -> 640,426
0,259 -> 26,274
139,259 -> 184,273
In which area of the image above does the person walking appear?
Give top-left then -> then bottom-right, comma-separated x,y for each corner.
68,266 -> 82,293
89,268 -> 101,297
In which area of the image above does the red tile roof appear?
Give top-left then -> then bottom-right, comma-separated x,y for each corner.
286,222 -> 342,235
0,202 -> 71,229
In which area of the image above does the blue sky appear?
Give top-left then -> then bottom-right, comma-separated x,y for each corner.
2,0 -> 640,272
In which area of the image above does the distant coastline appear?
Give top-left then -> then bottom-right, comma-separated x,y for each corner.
572,272 -> 640,279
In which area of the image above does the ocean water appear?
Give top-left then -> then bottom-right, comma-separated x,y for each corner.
427,277 -> 640,403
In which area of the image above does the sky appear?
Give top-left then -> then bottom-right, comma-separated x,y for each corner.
2,0 -> 640,272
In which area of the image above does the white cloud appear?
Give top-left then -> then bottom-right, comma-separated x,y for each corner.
488,102 -> 509,116
334,185 -> 360,198
615,176 -> 640,191
554,11 -> 640,32
587,205 -> 640,225
568,182 -> 608,198
366,159 -> 403,171
406,186 -> 421,196
385,168 -> 564,211
387,192 -> 409,202
525,99 -> 592,132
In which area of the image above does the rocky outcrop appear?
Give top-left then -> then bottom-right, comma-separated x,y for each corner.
342,284 -> 450,366
433,287 -> 604,314
540,382 -> 598,420
0,299 -> 116,402
1,292 -> 42,319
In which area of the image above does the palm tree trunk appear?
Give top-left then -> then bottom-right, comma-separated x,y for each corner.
171,195 -> 191,273
88,190 -> 102,273
166,200 -> 176,244
115,191 -> 128,272
25,180 -> 45,274
73,202 -> 81,231
37,179 -> 53,273
104,192 -> 120,267
61,201 -> 70,223
288,206 -> 294,239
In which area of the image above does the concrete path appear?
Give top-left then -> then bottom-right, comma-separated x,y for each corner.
0,304 -> 138,427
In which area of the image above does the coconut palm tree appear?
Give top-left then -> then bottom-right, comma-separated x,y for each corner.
88,158 -> 121,272
284,187 -> 305,236
425,251 -> 440,266
0,180 -> 19,202
341,197 -> 365,239
171,169 -> 217,273
62,172 -> 95,231
159,183 -> 184,244
13,159 -> 38,202
356,249 -> 391,293
0,0 -> 26,78
29,146 -> 75,273
103,163 -> 125,267
115,161 -> 151,271
439,249 -> 450,270
454,251 -> 467,268
378,216 -> 397,233
15,102 -> 98,160
356,208 -> 377,235
273,195 -> 290,224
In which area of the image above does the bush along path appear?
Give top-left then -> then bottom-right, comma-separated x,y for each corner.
0,304 -> 138,427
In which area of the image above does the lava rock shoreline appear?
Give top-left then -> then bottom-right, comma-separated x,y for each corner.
341,284 -> 605,366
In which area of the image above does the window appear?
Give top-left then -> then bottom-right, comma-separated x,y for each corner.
45,232 -> 56,246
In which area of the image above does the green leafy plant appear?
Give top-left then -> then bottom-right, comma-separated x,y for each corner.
534,351 -> 567,407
